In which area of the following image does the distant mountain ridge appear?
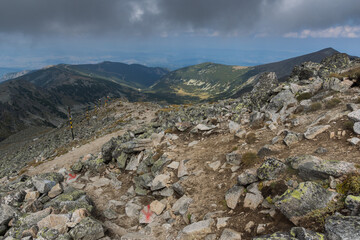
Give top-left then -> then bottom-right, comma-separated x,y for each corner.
150,48 -> 340,103
0,48 -> 346,140
0,70 -> 32,83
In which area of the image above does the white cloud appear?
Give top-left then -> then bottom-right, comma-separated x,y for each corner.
284,25 -> 360,38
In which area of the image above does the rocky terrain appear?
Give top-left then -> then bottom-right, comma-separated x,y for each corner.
1,53 -> 360,239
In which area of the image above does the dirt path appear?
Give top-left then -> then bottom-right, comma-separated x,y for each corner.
26,129 -> 126,176
26,102 -> 159,176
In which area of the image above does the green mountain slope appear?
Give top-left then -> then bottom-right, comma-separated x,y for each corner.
151,48 -> 340,103
150,62 -> 252,103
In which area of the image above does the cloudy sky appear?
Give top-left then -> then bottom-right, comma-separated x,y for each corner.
1,0 -> 360,70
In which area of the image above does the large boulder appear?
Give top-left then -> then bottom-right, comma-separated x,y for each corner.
274,181 -> 337,225
0,204 -> 18,225
267,89 -> 297,112
257,158 -> 286,180
286,155 -> 356,180
32,173 -> 64,194
69,217 -> 104,240
325,213 -> 360,240
249,72 -> 279,109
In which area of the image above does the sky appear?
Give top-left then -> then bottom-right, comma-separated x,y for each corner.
1,0 -> 360,71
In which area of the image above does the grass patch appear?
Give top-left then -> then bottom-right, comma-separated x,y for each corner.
296,92 -> 312,101
343,120 -> 354,131
242,151 -> 260,168
308,102 -> 322,112
336,174 -> 360,195
325,98 -> 341,109
245,133 -> 257,144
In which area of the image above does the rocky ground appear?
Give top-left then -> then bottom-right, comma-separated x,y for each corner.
1,53 -> 360,239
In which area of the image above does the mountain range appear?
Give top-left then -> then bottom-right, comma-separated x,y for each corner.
0,47 -> 347,140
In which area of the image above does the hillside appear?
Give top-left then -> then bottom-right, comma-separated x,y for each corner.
68,61 -> 169,89
150,62 -> 251,103
249,47 -> 340,80
0,70 -> 32,83
150,48 -> 340,103
1,53 -> 360,239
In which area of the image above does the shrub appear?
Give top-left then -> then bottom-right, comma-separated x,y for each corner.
336,174 -> 360,195
296,92 -> 312,101
325,98 -> 341,109
242,151 -> 260,168
343,120 -> 354,131
245,133 -> 257,144
308,102 -> 322,112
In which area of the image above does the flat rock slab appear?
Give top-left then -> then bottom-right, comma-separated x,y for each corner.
304,125 -> 331,140
257,158 -> 286,180
286,155 -> 356,180
244,183 -> 264,210
219,228 -> 242,240
172,195 -> 193,215
225,185 -> 244,209
348,109 -> 360,122
274,181 -> 337,225
325,214 -> 360,240
181,219 -> 214,238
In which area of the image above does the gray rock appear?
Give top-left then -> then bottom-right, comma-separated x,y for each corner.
69,217 -> 104,240
347,103 -> 359,111
250,111 -> 264,127
119,139 -> 152,154
257,145 -> 275,158
172,195 -> 193,215
290,227 -> 326,240
225,185 -> 244,209
274,181 -> 337,225
314,147 -> 328,154
257,158 -> 286,180
226,152 -> 242,166
178,160 -> 189,178
354,122 -> 360,135
267,89 -> 297,112
286,155 -> 356,180
304,125 -> 331,140
173,182 -> 185,196
229,121 -> 241,134
121,232 -> 156,240
348,137 -> 360,145
125,152 -> 143,171
0,204 -> 18,226
348,109 -> 360,122
243,183 -> 264,210
125,202 -> 142,218
345,195 -> 360,216
32,173 -> 64,194
113,152 -> 128,169
219,228 -> 241,240
151,174 -> 169,191
237,168 -> 258,186
325,214 -> 360,240
181,219 -> 214,237
253,232 -> 296,240
249,72 -> 279,110
71,161 -> 83,173
101,138 -> 116,163
151,156 -> 171,176
283,132 -> 300,147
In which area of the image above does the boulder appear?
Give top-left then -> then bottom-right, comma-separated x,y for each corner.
290,227 -> 326,240
283,132 -> 300,147
325,214 -> 360,240
69,217 -> 104,240
101,138 -> 116,162
253,232 -> 296,240
354,122 -> 360,135
119,139 -> 152,154
286,155 -> 356,180
274,181 -> 337,225
226,152 -> 242,166
219,228 -> 242,240
345,195 -> 360,216
229,121 -> 241,134
32,173 -> 64,194
237,168 -> 258,186
0,204 -> 18,225
243,183 -> 264,210
172,195 -> 193,215
151,174 -> 170,191
304,125 -> 331,140
180,219 -> 214,238
348,110 -> 360,122
257,158 -> 286,180
225,185 -> 244,209
37,214 -> 70,234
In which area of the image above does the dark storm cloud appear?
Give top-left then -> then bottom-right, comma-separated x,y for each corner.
0,0 -> 360,37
